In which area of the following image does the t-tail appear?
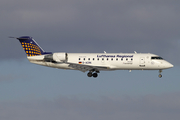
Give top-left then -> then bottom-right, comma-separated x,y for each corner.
11,36 -> 52,56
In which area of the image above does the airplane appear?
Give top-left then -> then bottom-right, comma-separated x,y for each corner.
11,36 -> 173,78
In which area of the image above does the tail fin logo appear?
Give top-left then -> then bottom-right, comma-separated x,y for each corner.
17,36 -> 45,56
20,41 -> 42,56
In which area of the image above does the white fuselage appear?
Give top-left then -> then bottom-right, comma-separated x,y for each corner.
27,53 -> 173,71
14,36 -> 173,78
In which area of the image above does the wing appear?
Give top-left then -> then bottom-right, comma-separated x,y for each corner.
67,62 -> 110,72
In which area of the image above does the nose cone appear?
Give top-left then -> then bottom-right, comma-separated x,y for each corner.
168,63 -> 174,68
162,61 -> 174,69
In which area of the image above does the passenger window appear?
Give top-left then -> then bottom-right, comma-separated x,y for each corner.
121,58 -> 123,61
79,58 -> 81,60
102,58 -> 104,60
107,58 -> 109,61
126,58 -> 128,61
111,58 -> 113,61
88,58 -> 90,60
131,58 -> 133,61
116,58 -> 118,61
84,58 -> 85,60
93,58 -> 95,60
97,58 -> 99,61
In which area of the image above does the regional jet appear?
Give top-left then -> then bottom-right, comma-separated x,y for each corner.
12,36 -> 173,78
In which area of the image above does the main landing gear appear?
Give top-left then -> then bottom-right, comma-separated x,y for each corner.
87,69 -> 99,78
158,70 -> 162,78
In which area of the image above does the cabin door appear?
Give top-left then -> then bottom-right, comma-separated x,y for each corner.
139,57 -> 145,67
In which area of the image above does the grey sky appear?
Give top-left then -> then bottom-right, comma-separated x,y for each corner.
1,0 -> 180,64
0,0 -> 180,120
1,93 -> 180,120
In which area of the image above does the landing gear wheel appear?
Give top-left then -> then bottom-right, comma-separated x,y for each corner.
158,74 -> 162,78
93,73 -> 98,78
158,70 -> 162,78
87,72 -> 93,77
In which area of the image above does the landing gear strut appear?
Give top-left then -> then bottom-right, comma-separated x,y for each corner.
158,70 -> 162,78
87,69 -> 99,78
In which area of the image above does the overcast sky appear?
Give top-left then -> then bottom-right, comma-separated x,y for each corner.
1,0 -> 180,120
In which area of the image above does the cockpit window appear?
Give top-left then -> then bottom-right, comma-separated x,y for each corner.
151,56 -> 163,60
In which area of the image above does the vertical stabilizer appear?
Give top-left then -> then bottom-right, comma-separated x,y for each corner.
14,36 -> 51,56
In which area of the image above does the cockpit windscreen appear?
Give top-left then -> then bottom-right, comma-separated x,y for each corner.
151,56 -> 164,60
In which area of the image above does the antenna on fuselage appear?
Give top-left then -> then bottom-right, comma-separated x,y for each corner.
134,51 -> 137,54
104,51 -> 106,54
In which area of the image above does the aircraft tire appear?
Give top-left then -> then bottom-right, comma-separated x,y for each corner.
93,73 -> 98,78
87,72 -> 93,77
158,74 -> 162,78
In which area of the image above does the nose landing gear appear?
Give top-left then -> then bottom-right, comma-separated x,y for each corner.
158,74 -> 162,78
158,70 -> 162,78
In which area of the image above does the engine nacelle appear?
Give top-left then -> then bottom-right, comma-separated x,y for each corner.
44,52 -> 68,63
53,53 -> 68,62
